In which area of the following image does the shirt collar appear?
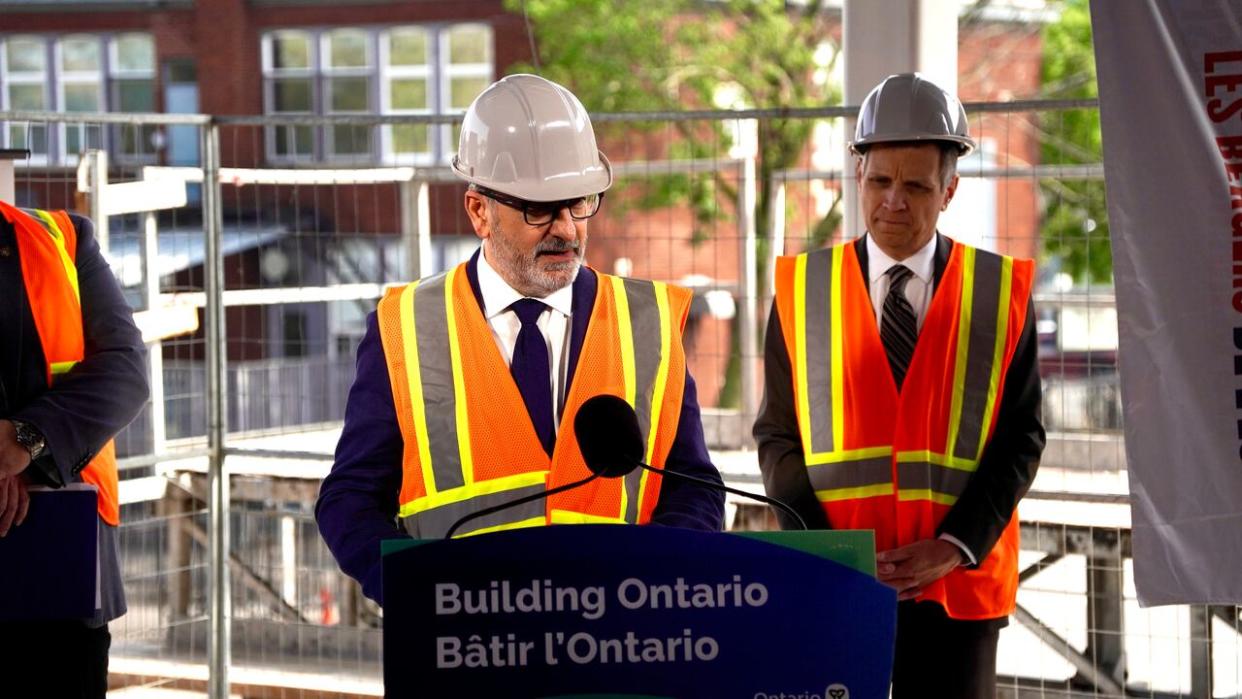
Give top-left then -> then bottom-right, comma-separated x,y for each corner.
476,243 -> 575,320
866,232 -> 938,286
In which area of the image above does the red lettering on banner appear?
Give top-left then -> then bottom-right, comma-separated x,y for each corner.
1206,51 -> 1242,73
1219,136 -> 1242,161
1231,185 -> 1242,208
1206,52 -> 1242,122
1233,213 -> 1242,236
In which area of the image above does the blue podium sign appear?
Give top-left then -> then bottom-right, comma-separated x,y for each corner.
382,526 -> 895,699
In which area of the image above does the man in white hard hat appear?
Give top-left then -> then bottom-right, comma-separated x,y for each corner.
317,74 -> 725,604
754,73 -> 1044,698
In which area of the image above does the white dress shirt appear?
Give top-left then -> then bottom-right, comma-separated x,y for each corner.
476,246 -> 574,431
865,233 -> 976,566
866,233 -> 937,331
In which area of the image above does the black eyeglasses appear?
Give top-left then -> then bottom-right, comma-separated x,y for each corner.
474,185 -> 604,226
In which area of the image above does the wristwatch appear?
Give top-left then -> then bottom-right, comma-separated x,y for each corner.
11,420 -> 46,461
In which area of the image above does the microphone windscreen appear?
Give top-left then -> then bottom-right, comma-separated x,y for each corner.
574,394 -> 643,478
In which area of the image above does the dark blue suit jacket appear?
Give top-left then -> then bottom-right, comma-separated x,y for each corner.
0,210 -> 149,624
316,253 -> 725,603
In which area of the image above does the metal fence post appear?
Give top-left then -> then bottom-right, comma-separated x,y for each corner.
142,210 -> 167,454
401,175 -> 432,280
202,121 -> 232,699
738,156 -> 759,427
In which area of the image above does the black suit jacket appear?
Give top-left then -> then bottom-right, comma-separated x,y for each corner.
753,233 -> 1045,563
0,209 -> 148,623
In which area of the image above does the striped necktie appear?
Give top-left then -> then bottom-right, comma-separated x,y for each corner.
880,264 -> 918,390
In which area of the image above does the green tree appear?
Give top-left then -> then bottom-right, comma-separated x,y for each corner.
1040,0 -> 1110,284
505,0 -> 841,406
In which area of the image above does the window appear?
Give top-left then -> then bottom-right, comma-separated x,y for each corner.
265,30 -> 316,161
59,35 -> 103,164
110,33 -> 157,162
0,32 -> 156,166
262,24 -> 493,165
322,29 -> 372,159
2,36 -> 50,164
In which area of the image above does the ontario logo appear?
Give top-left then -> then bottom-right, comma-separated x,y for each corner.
751,685 -> 848,699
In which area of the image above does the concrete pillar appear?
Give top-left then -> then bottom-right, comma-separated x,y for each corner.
842,0 -> 959,238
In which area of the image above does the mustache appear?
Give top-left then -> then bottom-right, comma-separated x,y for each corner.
535,239 -> 581,255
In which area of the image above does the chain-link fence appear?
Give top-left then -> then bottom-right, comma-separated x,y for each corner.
2,104 -> 1236,698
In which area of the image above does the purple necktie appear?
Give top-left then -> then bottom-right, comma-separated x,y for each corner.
509,298 -> 555,456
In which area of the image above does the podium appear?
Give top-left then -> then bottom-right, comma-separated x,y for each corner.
382,526 -> 896,698
0,487 -> 98,620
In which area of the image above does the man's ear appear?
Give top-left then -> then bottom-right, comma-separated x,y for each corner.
464,191 -> 491,240
941,174 -> 959,211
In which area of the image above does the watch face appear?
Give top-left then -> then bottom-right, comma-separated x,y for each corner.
13,421 -> 44,459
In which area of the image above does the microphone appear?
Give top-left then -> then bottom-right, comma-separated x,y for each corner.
574,394 -> 808,530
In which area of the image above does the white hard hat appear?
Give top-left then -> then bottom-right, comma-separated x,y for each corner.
452,74 -> 613,202
850,73 -> 975,156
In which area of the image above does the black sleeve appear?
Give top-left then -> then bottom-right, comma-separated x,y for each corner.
936,301 -> 1045,562
14,214 -> 149,484
650,368 -> 726,531
752,302 -> 831,530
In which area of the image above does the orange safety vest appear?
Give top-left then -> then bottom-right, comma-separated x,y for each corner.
1,201 -> 120,526
377,262 -> 691,538
773,240 -> 1033,620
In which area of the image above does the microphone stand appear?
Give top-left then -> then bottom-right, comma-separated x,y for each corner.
443,473 -> 600,540
635,462 -> 808,530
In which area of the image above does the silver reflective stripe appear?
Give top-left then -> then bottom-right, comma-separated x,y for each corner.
951,250 -> 1003,462
621,278 -> 663,523
413,273 -> 465,492
897,461 -> 974,497
803,249 -> 835,454
401,482 -> 548,539
806,455 -> 892,491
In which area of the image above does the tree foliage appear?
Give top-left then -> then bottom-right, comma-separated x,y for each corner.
505,1 -> 844,407
1040,0 -> 1111,284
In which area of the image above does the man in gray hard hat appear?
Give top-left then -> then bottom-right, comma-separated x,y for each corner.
317,74 -> 725,605
754,73 -> 1044,697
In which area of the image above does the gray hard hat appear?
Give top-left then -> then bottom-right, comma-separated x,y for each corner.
452,74 -> 613,202
850,73 -> 975,156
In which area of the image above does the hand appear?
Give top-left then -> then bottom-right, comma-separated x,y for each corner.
0,420 -> 32,479
0,474 -> 30,537
876,539 -> 965,601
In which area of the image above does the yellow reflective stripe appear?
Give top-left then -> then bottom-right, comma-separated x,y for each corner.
644,282 -> 672,463
793,254 -> 814,454
636,281 -> 673,518
400,283 -> 438,497
977,257 -> 1013,461
804,445 -> 892,466
897,489 -> 959,506
33,209 -> 79,299
829,245 -> 845,454
550,510 -> 627,525
51,360 -> 78,375
945,246 -> 975,465
635,283 -> 675,518
895,449 -> 978,472
816,483 -> 894,502
610,276 -> 636,521
455,516 -> 545,539
398,470 -> 548,518
611,276 -> 637,405
443,267 -> 474,484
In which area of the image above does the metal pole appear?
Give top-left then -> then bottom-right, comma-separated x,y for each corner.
88,149 -> 109,256
141,211 -> 167,455
1190,605 -> 1215,699
400,176 -> 433,281
738,157 -> 759,428
202,122 -> 231,699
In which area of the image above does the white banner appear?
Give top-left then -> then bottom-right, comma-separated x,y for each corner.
1092,0 -> 1242,605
